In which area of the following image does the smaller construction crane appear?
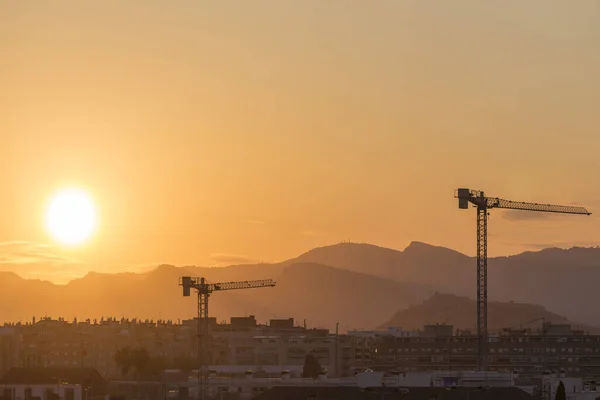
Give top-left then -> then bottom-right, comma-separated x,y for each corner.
180,277 -> 276,400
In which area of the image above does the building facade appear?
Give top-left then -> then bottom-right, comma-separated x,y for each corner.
7,317 -> 600,382
2,316 -> 354,379
362,323 -> 600,379
211,316 -> 356,377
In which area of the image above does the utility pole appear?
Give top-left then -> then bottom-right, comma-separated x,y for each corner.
335,322 -> 339,378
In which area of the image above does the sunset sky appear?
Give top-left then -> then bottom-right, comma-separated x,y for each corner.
2,1 -> 599,283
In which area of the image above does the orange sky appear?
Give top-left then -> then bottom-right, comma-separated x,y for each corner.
1,1 -> 599,283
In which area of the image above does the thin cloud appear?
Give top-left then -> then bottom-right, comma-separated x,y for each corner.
209,253 -> 258,265
0,241 -> 78,265
567,200 -> 600,208
110,263 -> 161,274
0,241 -> 85,283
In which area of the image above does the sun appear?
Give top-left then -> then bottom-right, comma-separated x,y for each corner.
46,188 -> 98,245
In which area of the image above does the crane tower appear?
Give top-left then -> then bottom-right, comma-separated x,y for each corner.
180,276 -> 276,399
455,188 -> 590,371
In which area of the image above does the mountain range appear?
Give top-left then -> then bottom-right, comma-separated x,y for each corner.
1,241 -> 599,332
294,242 -> 600,326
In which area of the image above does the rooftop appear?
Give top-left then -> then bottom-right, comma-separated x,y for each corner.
252,386 -> 533,400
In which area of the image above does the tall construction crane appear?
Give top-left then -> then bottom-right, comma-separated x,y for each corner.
455,188 -> 590,371
180,277 -> 276,399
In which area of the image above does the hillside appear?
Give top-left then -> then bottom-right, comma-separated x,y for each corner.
293,242 -> 600,325
380,293 -> 596,333
3,241 -> 600,330
0,262 -> 435,332
295,241 -> 471,292
231,262 -> 434,330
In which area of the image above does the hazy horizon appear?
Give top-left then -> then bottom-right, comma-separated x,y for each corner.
2,1 -> 599,283
0,239 -> 597,285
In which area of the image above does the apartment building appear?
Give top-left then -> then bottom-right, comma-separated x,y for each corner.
17,317 -> 198,378
3,316 -> 357,379
211,316 -> 356,377
0,328 -> 19,377
364,323 -> 600,379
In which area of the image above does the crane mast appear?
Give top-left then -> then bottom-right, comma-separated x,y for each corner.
180,276 -> 276,400
455,188 -> 590,371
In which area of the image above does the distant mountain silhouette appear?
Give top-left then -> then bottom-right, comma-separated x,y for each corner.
380,293 -> 597,333
2,241 -> 600,330
294,242 -> 600,326
230,262 -> 434,331
295,242 -> 471,291
0,262 -> 433,331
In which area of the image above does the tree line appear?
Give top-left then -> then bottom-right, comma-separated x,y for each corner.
113,347 -> 196,380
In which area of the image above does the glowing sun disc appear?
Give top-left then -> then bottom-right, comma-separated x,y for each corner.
46,188 -> 97,245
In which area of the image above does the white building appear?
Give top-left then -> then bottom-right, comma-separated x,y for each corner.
542,375 -> 600,400
162,369 -> 517,399
0,368 -> 106,400
513,371 -> 600,400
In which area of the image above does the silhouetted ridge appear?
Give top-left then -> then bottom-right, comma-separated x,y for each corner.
0,271 -> 26,283
403,241 -> 466,257
146,264 -> 186,281
2,241 -> 600,330
380,293 -> 597,332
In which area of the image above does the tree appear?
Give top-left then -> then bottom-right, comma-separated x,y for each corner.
114,346 -> 151,400
172,356 -> 197,373
130,347 -> 150,400
131,347 -> 151,379
114,347 -> 133,378
302,354 -> 322,379
555,380 -> 566,400
144,356 -> 170,380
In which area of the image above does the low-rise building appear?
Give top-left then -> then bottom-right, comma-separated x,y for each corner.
251,386 -> 534,400
157,370 -> 526,400
0,368 -> 106,400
